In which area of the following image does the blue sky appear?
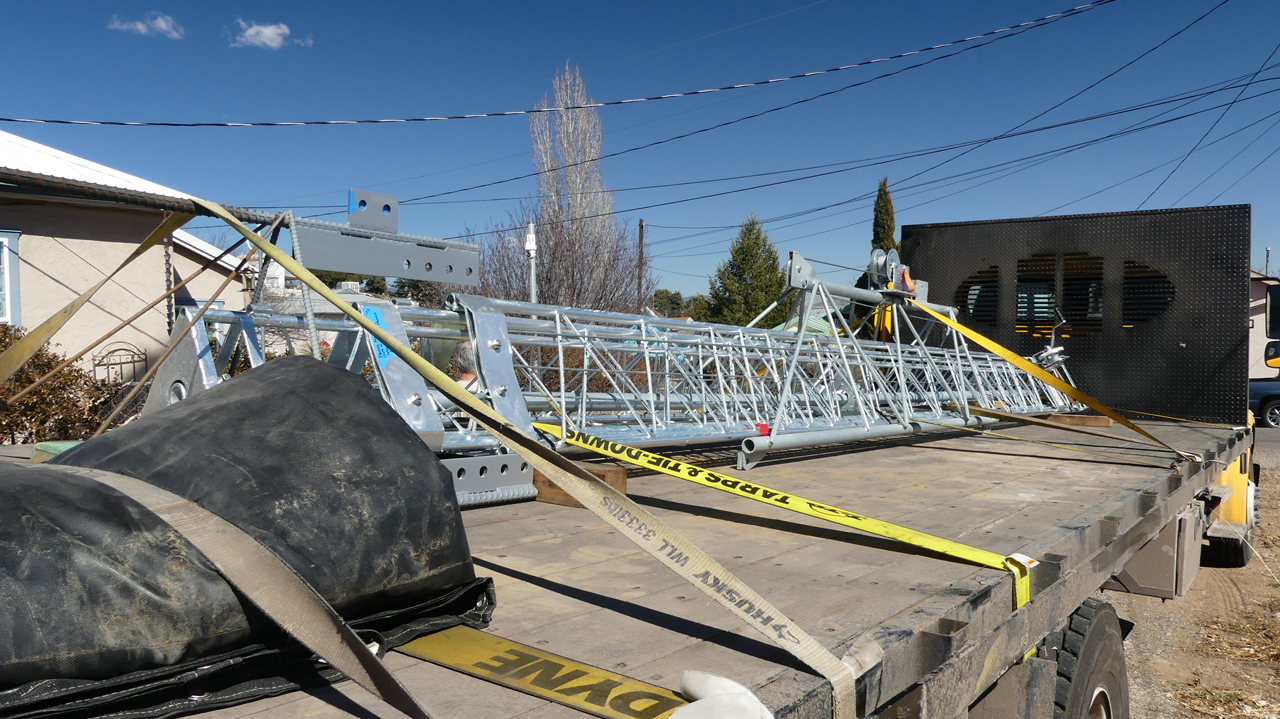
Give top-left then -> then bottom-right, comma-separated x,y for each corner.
5,0 -> 1280,294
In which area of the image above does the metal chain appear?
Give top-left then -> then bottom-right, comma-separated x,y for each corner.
164,234 -> 173,335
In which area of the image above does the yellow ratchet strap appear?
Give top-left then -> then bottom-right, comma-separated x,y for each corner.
399,625 -> 687,719
907,299 -> 1199,463
536,424 -> 1036,610
193,200 -> 858,719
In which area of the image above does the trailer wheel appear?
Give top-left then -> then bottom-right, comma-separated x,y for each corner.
1038,598 -> 1129,719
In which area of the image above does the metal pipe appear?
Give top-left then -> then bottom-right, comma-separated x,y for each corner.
200,309 -> 468,341
741,415 -> 998,455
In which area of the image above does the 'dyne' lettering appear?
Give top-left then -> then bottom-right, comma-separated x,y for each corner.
609,691 -> 685,719
474,649 -> 539,675
556,678 -> 625,707
508,659 -> 589,690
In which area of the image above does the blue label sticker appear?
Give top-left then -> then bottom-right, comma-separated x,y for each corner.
360,306 -> 393,369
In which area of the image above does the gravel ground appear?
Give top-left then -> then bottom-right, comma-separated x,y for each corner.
1104,428 -> 1280,719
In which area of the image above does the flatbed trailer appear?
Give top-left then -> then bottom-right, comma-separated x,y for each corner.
197,420 -> 1251,719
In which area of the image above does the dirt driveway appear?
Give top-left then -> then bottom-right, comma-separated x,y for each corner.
1108,429 -> 1280,718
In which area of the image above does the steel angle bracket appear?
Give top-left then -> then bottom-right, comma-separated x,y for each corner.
291,220 -> 479,287
142,308 -> 220,416
354,300 -> 445,451
213,312 -> 265,376
446,294 -> 536,438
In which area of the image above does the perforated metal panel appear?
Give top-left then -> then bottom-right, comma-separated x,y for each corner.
902,206 -> 1250,424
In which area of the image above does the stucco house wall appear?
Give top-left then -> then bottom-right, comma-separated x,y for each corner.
0,199 -> 250,381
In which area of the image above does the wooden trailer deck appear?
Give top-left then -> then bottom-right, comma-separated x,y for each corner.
199,421 -> 1249,719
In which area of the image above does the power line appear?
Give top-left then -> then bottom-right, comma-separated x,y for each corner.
1206,138 -> 1280,204
403,65 -> 1280,216
398,3 -> 1109,205
1140,35 -> 1280,208
1041,104 -> 1280,214
1170,113 -> 1280,206
224,59 -> 1278,228
881,0 -> 1236,205
657,91 -> 1280,259
0,1 -> 1116,129
432,78 -> 1280,243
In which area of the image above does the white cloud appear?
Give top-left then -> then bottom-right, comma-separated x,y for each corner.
108,12 -> 185,40
230,19 -> 310,49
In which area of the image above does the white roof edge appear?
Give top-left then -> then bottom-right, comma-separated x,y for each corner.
0,128 -> 192,200
171,229 -> 251,274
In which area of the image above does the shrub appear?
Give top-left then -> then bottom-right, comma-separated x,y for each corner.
0,325 -> 123,444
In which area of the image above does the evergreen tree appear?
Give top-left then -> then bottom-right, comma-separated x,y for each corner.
312,270 -> 366,288
686,294 -> 710,321
652,289 -> 686,317
361,276 -> 388,295
871,177 -> 897,252
705,214 -> 790,327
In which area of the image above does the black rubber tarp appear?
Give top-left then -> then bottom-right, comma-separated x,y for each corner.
0,356 -> 492,717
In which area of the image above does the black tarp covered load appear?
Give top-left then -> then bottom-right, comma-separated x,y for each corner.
0,356 -> 492,718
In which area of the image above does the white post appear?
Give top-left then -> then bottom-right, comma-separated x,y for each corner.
525,221 -> 538,304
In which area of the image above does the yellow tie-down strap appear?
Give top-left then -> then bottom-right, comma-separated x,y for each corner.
536,424 -> 1037,610
399,625 -> 687,719
907,299 -> 1199,463
183,200 -> 856,718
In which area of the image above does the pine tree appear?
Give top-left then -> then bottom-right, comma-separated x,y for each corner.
652,289 -> 686,317
705,214 -> 790,327
872,177 -> 897,252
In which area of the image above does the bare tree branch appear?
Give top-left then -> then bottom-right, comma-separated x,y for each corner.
480,65 -> 654,311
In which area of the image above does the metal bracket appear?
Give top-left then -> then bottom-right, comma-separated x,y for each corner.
354,301 -> 445,451
142,308 -> 219,416
447,294 -> 536,438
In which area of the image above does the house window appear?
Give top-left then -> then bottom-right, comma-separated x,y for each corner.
0,231 -> 19,326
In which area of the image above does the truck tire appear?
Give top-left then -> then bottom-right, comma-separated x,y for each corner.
1038,598 -> 1129,719
1262,399 -> 1280,429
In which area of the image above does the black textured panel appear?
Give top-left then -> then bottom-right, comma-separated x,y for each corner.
902,206 -> 1250,424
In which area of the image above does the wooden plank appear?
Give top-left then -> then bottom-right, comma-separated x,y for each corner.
1047,413 -> 1113,427
534,462 -> 627,508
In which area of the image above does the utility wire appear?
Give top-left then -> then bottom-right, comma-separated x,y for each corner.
397,3 -> 1108,205
883,0 -> 1236,202
430,80 -> 1280,242
1140,35 -> 1280,207
1206,139 -> 1280,204
1170,113 -> 1280,206
1043,105 -> 1280,214
658,93 -> 1280,258
0,1 -> 1115,129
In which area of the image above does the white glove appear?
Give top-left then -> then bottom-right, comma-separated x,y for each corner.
670,671 -> 774,719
